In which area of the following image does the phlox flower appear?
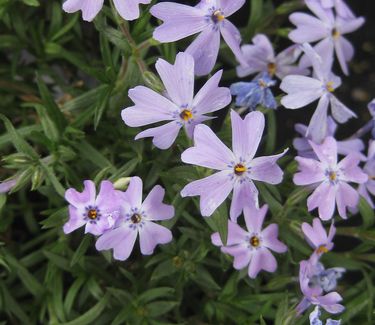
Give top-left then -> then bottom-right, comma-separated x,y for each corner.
281,43 -> 356,143
318,0 -> 355,19
62,0 -> 150,22
297,259 -> 345,315
309,306 -> 341,325
95,176 -> 174,261
357,140 -> 375,208
211,204 -> 287,278
180,110 -> 287,221
289,0 -> 364,75
236,34 -> 308,79
302,218 -> 335,258
121,52 -> 231,150
64,180 -> 121,236
150,0 -> 246,76
0,179 -> 17,194
294,136 -> 368,220
230,73 -> 277,111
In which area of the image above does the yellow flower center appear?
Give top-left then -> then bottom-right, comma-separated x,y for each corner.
267,62 -> 277,76
258,79 -> 267,88
180,109 -> 193,121
326,81 -> 335,93
212,10 -> 225,23
332,28 -> 340,39
131,213 -> 142,224
87,209 -> 98,220
329,171 -> 337,182
234,163 -> 247,175
250,236 -> 260,247
316,245 -> 329,254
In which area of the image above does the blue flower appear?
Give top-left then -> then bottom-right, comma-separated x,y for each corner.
310,263 -> 345,292
310,306 -> 341,325
230,73 -> 277,111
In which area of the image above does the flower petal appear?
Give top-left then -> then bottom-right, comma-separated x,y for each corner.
220,0 -> 246,17
230,180 -> 259,222
336,182 -> 359,219
309,136 -> 338,166
289,13 -> 329,43
243,203 -> 267,234
220,20 -> 247,66
294,156 -> 326,185
307,182 -> 337,221
63,206 -> 86,234
142,185 -> 174,221
261,224 -> 287,253
139,221 -> 172,255
113,0 -> 150,21
307,94 -> 330,143
63,0 -> 104,22
330,95 -> 357,124
65,180 -> 96,208
124,176 -> 143,209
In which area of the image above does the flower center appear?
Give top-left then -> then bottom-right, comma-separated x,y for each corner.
329,171 -> 337,182
212,9 -> 225,23
234,163 -> 247,175
87,209 -> 98,220
131,213 -> 142,224
258,79 -> 267,88
250,236 -> 260,247
267,62 -> 277,76
316,245 -> 329,254
332,28 -> 340,39
326,81 -> 335,92
180,109 -> 193,121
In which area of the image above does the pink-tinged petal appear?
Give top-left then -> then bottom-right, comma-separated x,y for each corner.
338,16 -> 365,34
248,248 -> 277,278
307,182 -> 336,221
330,95 -> 357,124
309,136 -> 338,166
186,28 -> 220,76
243,203 -> 267,233
180,170 -> 233,217
249,150 -> 288,184
222,245 -> 252,270
336,182 -> 359,219
289,13 -> 330,43
338,154 -> 368,184
307,94 -> 330,143
294,157 -> 326,185
151,3 -> 207,42
142,185 -> 174,221
230,181 -> 259,222
192,70 -> 231,114
135,121 -> 181,150
122,86 -> 177,127
231,110 -> 265,161
96,226 -> 138,261
65,180 -> 96,208
155,52 -> 194,107
63,206 -> 86,234
181,124 -> 234,170
220,20 -> 247,66
211,232 -> 222,246
63,0 -> 103,22
261,224 -> 287,253
124,176 -> 143,209
95,180 -> 117,210
84,220 -> 109,236
301,218 -> 327,248
316,292 -> 345,314
212,221 -> 249,246
0,179 -> 17,193
139,221 -> 172,255
220,0 -> 246,17
113,0 -> 150,21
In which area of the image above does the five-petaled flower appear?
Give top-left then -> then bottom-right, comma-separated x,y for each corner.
95,176 -> 174,261
121,52 -> 231,150
180,110 -> 287,221
211,204 -> 287,278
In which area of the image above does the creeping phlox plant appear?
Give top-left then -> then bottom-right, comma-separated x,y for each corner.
0,0 -> 374,324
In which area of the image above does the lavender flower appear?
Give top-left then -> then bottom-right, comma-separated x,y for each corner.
357,140 -> 375,208
121,52 -> 231,150
230,73 -> 277,111
309,306 -> 341,325
95,177 -> 174,261
62,0 -> 150,22
0,179 -> 17,194
281,43 -> 356,143
211,204 -> 287,278
368,99 -> 375,138
293,117 -> 365,160
236,34 -> 308,79
297,259 -> 345,315
180,110 -> 287,220
318,0 -> 355,19
64,180 -> 121,236
150,0 -> 246,76
294,136 -> 368,220
289,0 -> 364,75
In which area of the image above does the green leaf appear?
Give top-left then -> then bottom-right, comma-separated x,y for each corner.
138,287 -> 175,304
70,236 -> 92,267
359,197 -> 375,229
146,301 -> 178,318
93,85 -> 112,130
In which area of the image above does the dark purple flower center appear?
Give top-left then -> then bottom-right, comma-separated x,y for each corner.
267,62 -> 277,76
234,163 -> 247,175
131,213 -> 142,224
250,236 -> 260,247
180,109 -> 193,121
87,209 -> 98,220
211,9 -> 225,24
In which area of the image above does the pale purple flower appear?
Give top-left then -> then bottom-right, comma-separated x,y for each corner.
0,179 -> 17,194
281,43 -> 356,143
293,117 -> 365,160
64,180 -> 121,236
150,0 -> 246,76
236,34 -> 309,79
297,259 -> 345,315
95,176 -> 174,261
358,140 -> 375,208
62,0 -> 150,22
211,204 -> 287,278
368,99 -> 375,138
294,136 -> 368,220
121,52 -> 231,150
180,110 -> 287,220
289,0 -> 364,75
318,0 -> 355,19
302,218 -> 335,257
309,306 -> 342,325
